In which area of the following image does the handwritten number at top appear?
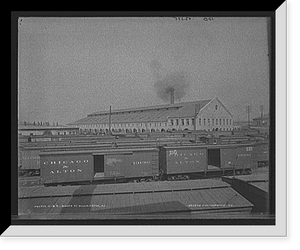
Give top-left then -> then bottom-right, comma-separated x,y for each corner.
203,17 -> 214,21
173,17 -> 214,21
173,17 -> 192,21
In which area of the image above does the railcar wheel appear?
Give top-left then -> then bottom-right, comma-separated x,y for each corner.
235,170 -> 241,175
246,169 -> 252,175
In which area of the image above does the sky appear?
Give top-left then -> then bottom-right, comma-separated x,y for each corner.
18,16 -> 270,125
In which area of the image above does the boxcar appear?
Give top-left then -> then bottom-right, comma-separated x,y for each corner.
206,143 -> 256,174
96,147 -> 159,179
39,147 -> 159,185
18,147 -> 41,176
40,151 -> 94,185
253,141 -> 269,167
234,144 -> 256,170
159,145 -> 207,175
160,142 -> 257,179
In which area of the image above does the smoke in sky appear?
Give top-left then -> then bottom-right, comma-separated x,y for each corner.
17,18 -> 270,124
150,60 -> 189,103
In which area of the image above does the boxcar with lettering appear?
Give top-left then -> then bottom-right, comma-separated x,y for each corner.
159,145 -> 207,175
39,147 -> 159,185
207,143 -> 256,173
234,144 -> 256,170
160,143 -> 256,178
40,151 -> 94,185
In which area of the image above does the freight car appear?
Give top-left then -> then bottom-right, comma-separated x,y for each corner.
39,148 -> 160,186
253,140 -> 269,167
18,137 -> 194,177
159,143 -> 256,181
38,141 -> 263,186
18,147 -> 41,176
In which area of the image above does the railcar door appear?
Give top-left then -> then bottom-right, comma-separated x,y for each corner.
207,148 -> 221,170
220,148 -> 237,169
104,154 -> 126,178
93,155 -> 104,178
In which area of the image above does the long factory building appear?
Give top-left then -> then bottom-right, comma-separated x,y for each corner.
68,97 -> 234,134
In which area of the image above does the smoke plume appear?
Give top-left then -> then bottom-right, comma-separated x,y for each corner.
150,60 -> 189,103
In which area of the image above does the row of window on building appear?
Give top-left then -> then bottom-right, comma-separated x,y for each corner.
77,118 -> 233,134
80,117 -> 208,129
79,126 -> 234,135
80,122 -> 169,129
169,118 -> 232,127
198,118 -> 232,126
79,128 -> 161,134
170,118 -> 194,126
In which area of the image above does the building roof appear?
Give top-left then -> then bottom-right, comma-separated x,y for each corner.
222,173 -> 269,193
18,179 -> 253,218
68,100 -> 212,125
18,125 -> 79,131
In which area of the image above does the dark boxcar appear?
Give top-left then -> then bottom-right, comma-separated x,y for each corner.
160,145 -> 207,175
40,151 -> 94,184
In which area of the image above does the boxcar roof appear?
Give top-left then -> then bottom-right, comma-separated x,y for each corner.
161,142 -> 257,150
39,147 -> 159,156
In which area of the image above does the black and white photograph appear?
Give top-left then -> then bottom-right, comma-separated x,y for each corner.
8,8 -> 288,237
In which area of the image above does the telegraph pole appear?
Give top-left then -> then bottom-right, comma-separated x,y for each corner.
194,103 -> 199,143
108,105 -> 112,135
260,105 -> 264,119
246,105 -> 252,129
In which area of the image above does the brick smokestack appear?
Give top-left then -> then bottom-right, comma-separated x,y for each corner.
170,87 -> 174,104
150,60 -> 189,104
